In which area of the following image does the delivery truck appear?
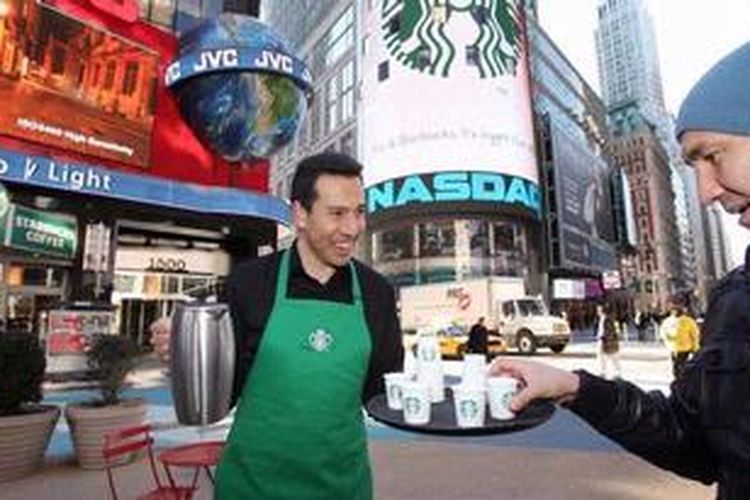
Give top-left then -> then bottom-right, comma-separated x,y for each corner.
399,277 -> 570,356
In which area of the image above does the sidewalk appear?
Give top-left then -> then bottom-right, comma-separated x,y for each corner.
3,343 -> 710,500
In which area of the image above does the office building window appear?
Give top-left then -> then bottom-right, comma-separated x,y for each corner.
325,6 -> 354,67
340,129 -> 355,156
419,222 -> 455,258
341,60 -> 355,123
326,77 -> 338,133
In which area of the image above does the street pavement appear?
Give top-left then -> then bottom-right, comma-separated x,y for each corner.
1,341 -> 715,499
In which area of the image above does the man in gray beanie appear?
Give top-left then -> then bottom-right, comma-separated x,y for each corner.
677,41 -> 750,226
487,41 -> 750,500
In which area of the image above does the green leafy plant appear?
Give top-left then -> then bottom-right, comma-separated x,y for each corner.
0,333 -> 46,416
86,335 -> 137,406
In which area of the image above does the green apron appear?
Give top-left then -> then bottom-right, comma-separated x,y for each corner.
215,251 -> 373,499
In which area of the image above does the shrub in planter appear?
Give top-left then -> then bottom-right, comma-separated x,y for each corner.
65,334 -> 147,469
87,334 -> 139,406
0,333 -> 61,482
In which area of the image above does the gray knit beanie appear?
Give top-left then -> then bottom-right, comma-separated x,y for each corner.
675,41 -> 750,139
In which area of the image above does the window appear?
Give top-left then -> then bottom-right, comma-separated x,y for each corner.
418,222 -> 455,257
339,129 -> 355,156
51,46 -> 66,75
325,6 -> 354,67
310,91 -> 321,143
468,221 -> 490,257
378,227 -> 414,261
340,61 -> 355,123
326,77 -> 338,133
138,0 -> 176,28
121,62 -> 139,96
104,61 -> 116,91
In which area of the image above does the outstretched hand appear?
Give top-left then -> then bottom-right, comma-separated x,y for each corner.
488,357 -> 581,411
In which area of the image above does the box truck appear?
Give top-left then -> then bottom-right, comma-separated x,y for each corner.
399,277 -> 570,356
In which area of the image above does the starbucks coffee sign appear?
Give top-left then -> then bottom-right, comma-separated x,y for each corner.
8,205 -> 77,259
0,186 -> 78,259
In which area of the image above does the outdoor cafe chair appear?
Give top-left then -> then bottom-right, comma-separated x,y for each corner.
103,424 -> 197,500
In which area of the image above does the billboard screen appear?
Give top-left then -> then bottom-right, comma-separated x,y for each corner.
550,124 -> 617,271
360,0 -> 537,200
0,0 -> 158,168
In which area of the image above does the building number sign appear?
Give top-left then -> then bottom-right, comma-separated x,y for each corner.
147,257 -> 187,273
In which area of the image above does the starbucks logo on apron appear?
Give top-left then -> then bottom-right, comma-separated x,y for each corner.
306,328 -> 334,352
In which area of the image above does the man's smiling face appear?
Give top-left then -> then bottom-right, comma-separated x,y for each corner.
682,130 -> 750,228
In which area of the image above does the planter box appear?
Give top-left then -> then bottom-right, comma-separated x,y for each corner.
0,405 -> 61,482
65,399 -> 147,470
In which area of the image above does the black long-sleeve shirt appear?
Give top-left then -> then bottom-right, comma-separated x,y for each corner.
226,244 -> 404,407
568,253 -> 750,499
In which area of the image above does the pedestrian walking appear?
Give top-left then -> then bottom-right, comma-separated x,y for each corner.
595,304 -> 621,379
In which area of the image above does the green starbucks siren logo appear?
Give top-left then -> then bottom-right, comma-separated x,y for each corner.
382,0 -> 522,78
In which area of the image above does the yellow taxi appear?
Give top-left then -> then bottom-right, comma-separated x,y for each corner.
402,325 -> 507,359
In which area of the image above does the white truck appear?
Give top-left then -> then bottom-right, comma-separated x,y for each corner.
398,277 -> 570,355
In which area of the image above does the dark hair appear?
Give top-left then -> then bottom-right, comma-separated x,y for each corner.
290,152 -> 364,210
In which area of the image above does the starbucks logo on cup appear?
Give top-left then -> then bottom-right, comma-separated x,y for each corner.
404,396 -> 421,415
460,400 -> 479,419
389,385 -> 403,402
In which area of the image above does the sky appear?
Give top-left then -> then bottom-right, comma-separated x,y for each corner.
536,0 -> 750,267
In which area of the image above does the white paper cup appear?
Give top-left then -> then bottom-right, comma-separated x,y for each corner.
461,354 -> 487,388
486,376 -> 519,420
418,362 -> 445,403
403,349 -> 418,380
384,372 -> 408,410
452,385 -> 486,428
401,381 -> 431,425
416,335 -> 441,363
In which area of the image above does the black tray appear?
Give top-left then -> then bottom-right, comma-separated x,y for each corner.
366,391 -> 555,436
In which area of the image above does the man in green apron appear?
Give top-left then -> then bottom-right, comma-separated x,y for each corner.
154,152 -> 403,499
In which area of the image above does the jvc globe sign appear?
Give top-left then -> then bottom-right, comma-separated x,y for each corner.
366,171 -> 541,217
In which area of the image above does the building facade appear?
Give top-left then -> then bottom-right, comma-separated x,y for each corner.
594,0 -> 713,309
264,0 -> 357,202
595,0 -> 664,123
527,14 -> 626,328
608,102 -> 681,311
0,0 -> 282,351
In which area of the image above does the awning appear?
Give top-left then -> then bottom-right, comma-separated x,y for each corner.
0,147 -> 291,225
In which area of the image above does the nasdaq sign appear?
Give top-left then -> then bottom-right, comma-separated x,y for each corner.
367,171 -> 541,217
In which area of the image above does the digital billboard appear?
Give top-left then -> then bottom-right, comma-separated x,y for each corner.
360,0 -> 537,195
550,124 -> 617,271
0,0 -> 158,168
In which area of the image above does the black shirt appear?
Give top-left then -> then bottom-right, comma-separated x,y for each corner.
226,244 -> 404,406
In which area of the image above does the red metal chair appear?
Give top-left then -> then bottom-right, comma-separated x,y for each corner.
102,424 -> 197,500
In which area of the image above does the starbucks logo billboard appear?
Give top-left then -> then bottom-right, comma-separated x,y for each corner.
383,0 -> 521,78
361,0 -> 537,199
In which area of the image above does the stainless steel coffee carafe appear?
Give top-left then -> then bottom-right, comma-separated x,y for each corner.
170,302 -> 235,425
